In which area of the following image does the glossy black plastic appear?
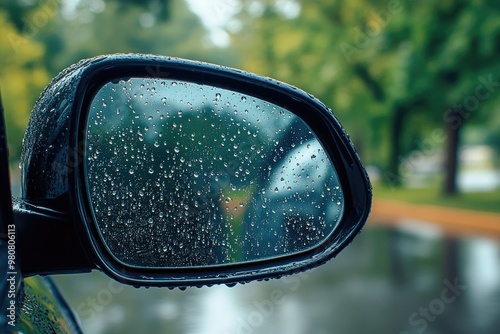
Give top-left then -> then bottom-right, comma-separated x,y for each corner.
16,54 -> 371,287
0,92 -> 13,237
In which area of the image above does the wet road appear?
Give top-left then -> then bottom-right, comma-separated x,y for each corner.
11,174 -> 499,333
52,222 -> 500,334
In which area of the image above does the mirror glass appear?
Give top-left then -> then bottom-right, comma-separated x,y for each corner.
85,78 -> 344,268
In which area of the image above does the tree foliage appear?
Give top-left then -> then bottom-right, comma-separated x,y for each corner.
231,0 -> 500,193
1,0 -> 499,195
0,0 -> 240,164
0,11 -> 50,161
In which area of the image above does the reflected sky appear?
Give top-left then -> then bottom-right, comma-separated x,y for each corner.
52,220 -> 500,334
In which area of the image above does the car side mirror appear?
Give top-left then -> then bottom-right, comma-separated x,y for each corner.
15,54 -> 371,288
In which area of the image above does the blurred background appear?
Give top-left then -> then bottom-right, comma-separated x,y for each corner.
2,0 -> 499,333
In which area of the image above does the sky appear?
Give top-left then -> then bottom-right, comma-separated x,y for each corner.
185,0 -> 301,47
185,0 -> 240,47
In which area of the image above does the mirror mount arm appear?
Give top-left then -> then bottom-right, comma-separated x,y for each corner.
14,200 -> 94,277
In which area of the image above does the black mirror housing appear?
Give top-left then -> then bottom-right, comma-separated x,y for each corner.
16,54 -> 371,288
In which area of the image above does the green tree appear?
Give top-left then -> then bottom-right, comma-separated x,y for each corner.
1,0 -> 240,163
0,11 -> 50,163
232,0 -> 500,195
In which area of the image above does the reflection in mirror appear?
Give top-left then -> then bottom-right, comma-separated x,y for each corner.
85,78 -> 344,268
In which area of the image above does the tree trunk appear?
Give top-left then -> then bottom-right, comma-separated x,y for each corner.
385,105 -> 406,187
444,108 -> 462,196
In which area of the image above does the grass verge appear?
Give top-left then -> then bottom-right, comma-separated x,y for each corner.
374,185 -> 500,214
